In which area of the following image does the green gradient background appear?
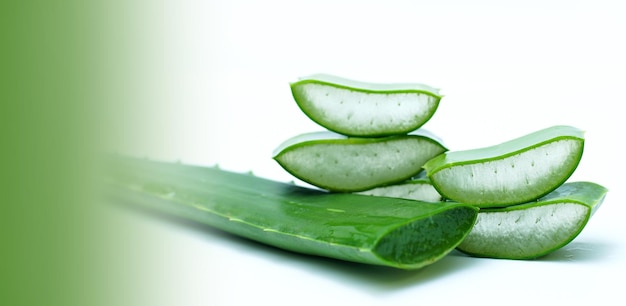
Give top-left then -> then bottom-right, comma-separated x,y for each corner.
2,1 -> 154,305
4,1 -> 623,305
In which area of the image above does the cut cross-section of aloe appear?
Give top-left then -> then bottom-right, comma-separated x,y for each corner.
290,74 -> 442,137
456,182 -> 607,259
423,125 -> 585,207
356,173 -> 444,202
105,156 -> 478,270
273,130 -> 447,192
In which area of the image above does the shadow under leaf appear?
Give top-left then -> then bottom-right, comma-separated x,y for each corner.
537,240 -> 615,263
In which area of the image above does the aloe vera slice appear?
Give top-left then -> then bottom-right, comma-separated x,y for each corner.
423,125 -> 584,206
273,130 -> 447,192
105,157 -> 478,270
456,182 -> 607,259
356,173 -> 444,202
290,74 -> 442,137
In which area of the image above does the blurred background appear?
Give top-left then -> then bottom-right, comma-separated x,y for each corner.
4,1 -> 624,305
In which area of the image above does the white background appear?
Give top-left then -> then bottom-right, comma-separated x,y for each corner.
109,1 -> 626,305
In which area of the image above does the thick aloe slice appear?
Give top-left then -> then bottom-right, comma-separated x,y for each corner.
290,74 -> 442,137
457,182 -> 607,259
105,157 -> 478,270
423,125 -> 584,207
273,130 -> 447,192
356,173 -> 444,202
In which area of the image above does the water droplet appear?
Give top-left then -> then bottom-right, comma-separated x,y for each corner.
326,208 -> 345,213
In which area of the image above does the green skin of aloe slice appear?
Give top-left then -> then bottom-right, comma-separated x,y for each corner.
273,130 -> 447,192
456,181 -> 608,259
106,156 -> 478,270
290,74 -> 443,137
423,125 -> 585,207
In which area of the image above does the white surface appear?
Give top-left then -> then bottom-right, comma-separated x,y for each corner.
108,0 -> 626,305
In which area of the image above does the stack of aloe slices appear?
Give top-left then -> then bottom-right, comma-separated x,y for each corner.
107,74 -> 608,271
421,126 -> 608,259
275,74 -> 447,192
276,74 -> 608,260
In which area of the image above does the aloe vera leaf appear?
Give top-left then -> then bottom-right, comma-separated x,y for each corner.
105,156 -> 478,270
290,74 -> 443,137
456,182 -> 608,259
356,172 -> 444,202
423,125 -> 584,207
273,130 -> 447,192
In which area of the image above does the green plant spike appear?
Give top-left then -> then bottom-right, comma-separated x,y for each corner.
356,172 -> 444,203
423,125 -> 585,207
105,156 -> 478,270
290,74 -> 443,137
456,181 -> 608,259
273,130 -> 447,192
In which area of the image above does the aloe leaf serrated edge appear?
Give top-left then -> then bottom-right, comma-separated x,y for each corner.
106,156 -> 478,270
